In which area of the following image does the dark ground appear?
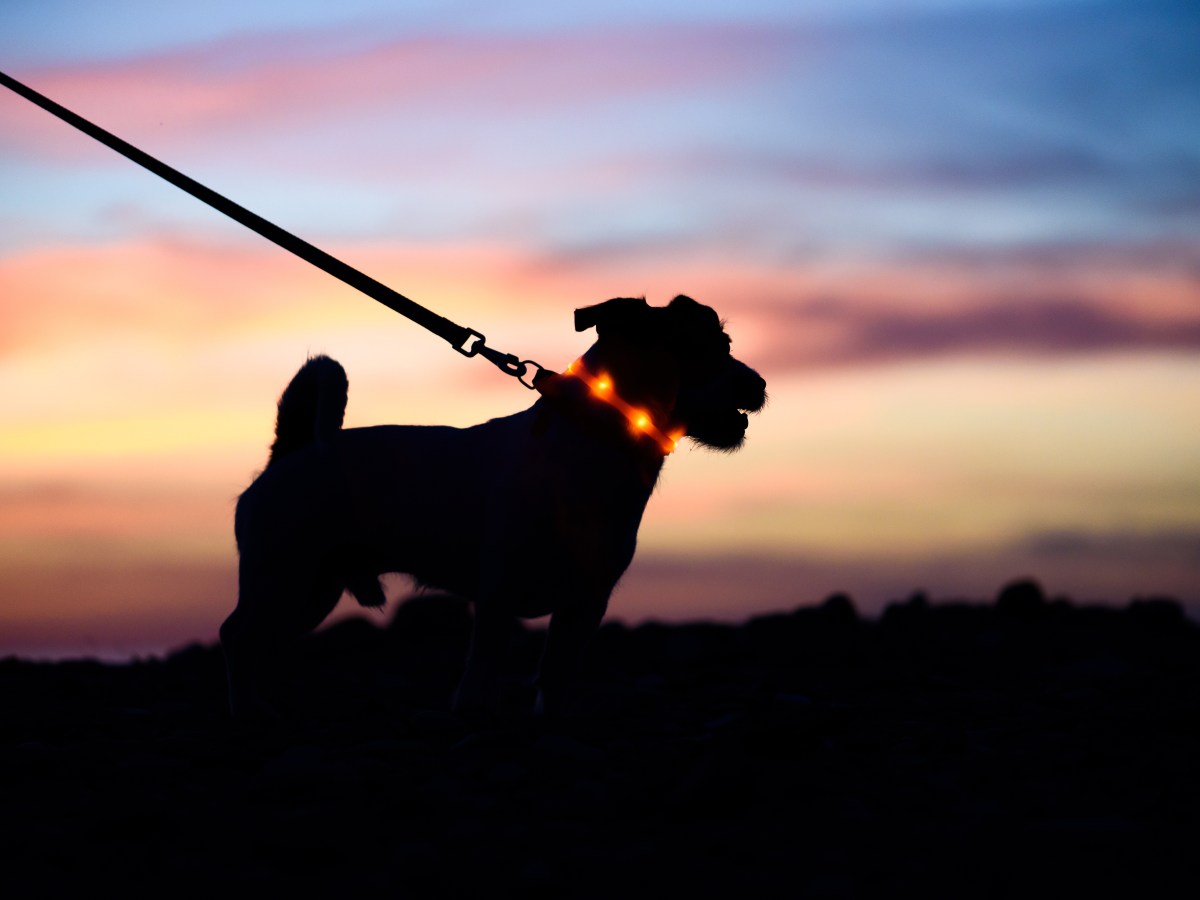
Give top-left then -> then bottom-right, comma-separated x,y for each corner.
3,579 -> 1199,898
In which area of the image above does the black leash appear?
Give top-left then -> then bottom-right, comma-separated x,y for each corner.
0,69 -> 547,388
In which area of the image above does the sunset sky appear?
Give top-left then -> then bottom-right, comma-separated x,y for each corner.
2,0 -> 1198,659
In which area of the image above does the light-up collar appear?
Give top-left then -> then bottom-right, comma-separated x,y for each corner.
559,358 -> 685,455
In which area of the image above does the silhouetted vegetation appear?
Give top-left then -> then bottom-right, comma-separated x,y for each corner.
4,580 -> 1199,897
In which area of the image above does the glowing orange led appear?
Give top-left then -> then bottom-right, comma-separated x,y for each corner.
560,358 -> 681,455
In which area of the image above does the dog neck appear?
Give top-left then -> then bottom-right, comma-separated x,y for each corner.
533,357 -> 681,485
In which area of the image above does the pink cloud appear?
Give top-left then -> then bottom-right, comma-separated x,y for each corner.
0,481 -> 224,547
0,229 -> 800,365
4,230 -> 1198,379
0,24 -> 790,162
0,235 -> 547,354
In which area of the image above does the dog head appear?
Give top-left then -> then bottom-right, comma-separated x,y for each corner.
572,295 -> 767,452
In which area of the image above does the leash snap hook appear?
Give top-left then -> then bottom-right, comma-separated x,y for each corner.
476,344 -> 528,379
453,328 -> 487,357
518,360 -> 552,390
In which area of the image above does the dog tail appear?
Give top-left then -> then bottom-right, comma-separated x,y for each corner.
268,355 -> 349,464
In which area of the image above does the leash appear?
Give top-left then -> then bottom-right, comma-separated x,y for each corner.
0,69 -> 548,388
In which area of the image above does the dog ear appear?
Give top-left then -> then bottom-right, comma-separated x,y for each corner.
668,294 -> 721,328
575,297 -> 649,334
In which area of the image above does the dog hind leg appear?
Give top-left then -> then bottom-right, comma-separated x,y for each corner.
220,605 -> 283,721
452,598 -> 517,718
221,567 -> 344,719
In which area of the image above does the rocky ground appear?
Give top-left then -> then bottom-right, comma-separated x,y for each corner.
3,580 -> 1199,898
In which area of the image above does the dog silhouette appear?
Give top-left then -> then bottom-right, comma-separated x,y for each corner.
221,295 -> 766,717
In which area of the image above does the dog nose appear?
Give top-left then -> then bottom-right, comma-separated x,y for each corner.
739,371 -> 768,412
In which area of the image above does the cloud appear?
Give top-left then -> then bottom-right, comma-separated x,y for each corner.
617,533 -> 1200,628
0,480 -> 225,549
6,532 -> 1197,660
4,230 -> 1199,382
677,146 -> 1122,194
5,2 -> 1196,274
790,295 -> 1200,367
0,558 -> 235,661
0,233 -> 580,356
0,23 -> 792,163
1018,528 -> 1200,563
729,253 -> 1200,373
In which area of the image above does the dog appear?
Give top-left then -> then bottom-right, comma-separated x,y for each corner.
220,294 -> 767,718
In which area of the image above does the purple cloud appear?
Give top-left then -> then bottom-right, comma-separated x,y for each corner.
0,23 -> 793,160
750,292 -> 1200,372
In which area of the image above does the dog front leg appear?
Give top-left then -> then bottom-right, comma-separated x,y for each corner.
452,598 -> 515,717
535,597 -> 607,717
220,607 -> 285,721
